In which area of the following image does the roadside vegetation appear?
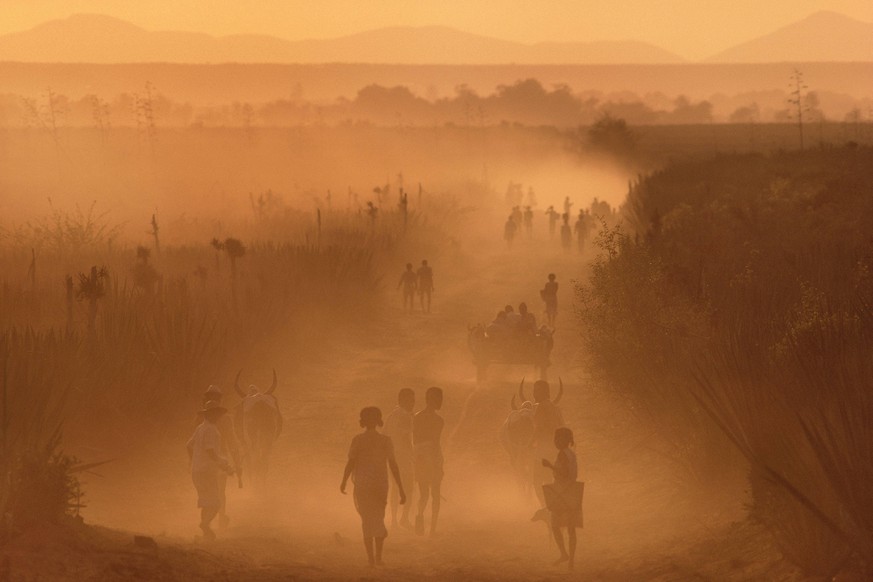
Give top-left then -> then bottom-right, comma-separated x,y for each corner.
0,189 -> 464,539
577,144 -> 873,578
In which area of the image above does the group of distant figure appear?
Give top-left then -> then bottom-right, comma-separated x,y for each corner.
504,194 -> 615,253
486,274 -> 559,337
397,259 -> 434,313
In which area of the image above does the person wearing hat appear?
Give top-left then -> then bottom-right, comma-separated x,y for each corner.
200,385 -> 241,529
341,406 -> 406,566
187,399 -> 235,540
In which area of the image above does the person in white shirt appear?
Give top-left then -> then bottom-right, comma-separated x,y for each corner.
187,400 -> 235,540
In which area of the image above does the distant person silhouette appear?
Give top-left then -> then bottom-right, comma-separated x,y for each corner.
541,427 -> 582,571
511,205 -> 523,228
397,263 -> 417,311
523,206 -> 534,238
383,389 -> 416,529
504,215 -> 518,249
413,387 -> 445,536
540,274 -> 558,327
563,196 -> 573,217
417,260 -> 434,313
574,211 -> 589,253
560,214 -> 572,252
545,206 -> 560,239
187,400 -> 235,541
341,407 -> 406,567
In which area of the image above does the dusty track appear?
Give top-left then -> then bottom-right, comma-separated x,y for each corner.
32,233 -> 795,581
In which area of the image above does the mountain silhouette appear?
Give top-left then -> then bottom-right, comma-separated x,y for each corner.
706,11 -> 873,62
0,14 -> 685,64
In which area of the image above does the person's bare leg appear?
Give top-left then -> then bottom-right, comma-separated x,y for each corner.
416,482 -> 429,535
430,482 -> 441,536
568,527 -> 577,571
375,536 -> 385,565
389,485 -> 399,527
364,536 -> 375,566
399,472 -> 412,527
200,508 -> 218,540
552,526 -> 569,564
218,475 -> 229,528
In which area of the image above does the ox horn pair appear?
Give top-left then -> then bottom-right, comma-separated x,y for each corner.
517,377 -> 564,404
234,369 -> 278,397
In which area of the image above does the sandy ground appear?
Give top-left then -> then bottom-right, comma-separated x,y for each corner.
2,230 -> 800,581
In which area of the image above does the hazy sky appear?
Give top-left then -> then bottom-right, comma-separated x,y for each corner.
1,0 -> 871,59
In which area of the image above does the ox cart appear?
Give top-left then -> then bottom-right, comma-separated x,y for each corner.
468,324 -> 554,381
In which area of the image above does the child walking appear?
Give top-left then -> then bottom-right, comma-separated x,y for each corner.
341,407 -> 406,566
541,427 -> 583,571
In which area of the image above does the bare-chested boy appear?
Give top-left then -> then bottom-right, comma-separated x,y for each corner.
413,386 -> 444,536
383,388 -> 415,528
341,407 -> 406,566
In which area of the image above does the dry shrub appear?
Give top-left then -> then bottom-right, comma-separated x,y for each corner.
578,146 -> 873,577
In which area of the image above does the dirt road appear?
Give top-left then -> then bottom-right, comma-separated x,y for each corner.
47,232 -> 794,581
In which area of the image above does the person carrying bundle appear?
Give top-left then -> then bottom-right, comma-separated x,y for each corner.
541,427 -> 583,571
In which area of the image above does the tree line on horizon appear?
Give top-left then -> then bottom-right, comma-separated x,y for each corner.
1,78 -> 869,130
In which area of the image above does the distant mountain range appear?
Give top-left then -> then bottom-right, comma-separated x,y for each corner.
707,11 -> 873,62
0,11 -> 870,65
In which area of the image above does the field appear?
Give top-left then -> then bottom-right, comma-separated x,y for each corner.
1,115 -> 872,580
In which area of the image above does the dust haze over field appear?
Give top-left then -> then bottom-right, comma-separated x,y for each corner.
2,4 -> 873,582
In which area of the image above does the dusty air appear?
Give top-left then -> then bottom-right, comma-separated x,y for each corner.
0,3 -> 872,581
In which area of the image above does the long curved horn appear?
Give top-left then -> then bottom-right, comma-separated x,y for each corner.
511,394 -> 519,411
266,369 -> 278,395
234,370 -> 245,398
553,377 -> 564,404
518,377 -> 527,403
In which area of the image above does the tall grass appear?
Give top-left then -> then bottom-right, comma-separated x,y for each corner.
577,145 -> 873,577
0,191 -> 463,532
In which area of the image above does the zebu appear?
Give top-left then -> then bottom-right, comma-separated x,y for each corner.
520,377 -> 565,507
502,378 -> 564,499
233,369 -> 282,484
501,380 -> 536,495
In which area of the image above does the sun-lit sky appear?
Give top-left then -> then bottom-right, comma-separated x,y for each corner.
1,0 -> 871,59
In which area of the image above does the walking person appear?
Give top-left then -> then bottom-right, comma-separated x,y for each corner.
504,215 -> 518,249
541,427 -> 583,571
200,385 -> 241,529
413,387 -> 445,537
187,400 -> 235,540
383,389 -> 416,529
397,263 -> 417,311
417,260 -> 434,313
540,273 -> 558,327
545,206 -> 560,239
560,213 -> 572,252
341,407 -> 406,567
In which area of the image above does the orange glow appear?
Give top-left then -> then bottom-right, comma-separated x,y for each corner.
1,0 -> 871,60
